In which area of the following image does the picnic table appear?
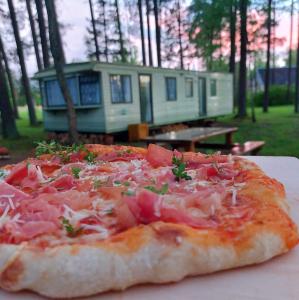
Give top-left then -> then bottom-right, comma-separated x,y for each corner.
142,127 -> 238,152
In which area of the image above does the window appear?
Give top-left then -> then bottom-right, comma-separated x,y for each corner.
79,74 -> 101,105
185,78 -> 193,97
165,77 -> 177,101
210,79 -> 217,97
110,75 -> 132,103
45,77 -> 79,107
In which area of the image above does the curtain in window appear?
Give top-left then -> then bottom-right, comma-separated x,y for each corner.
122,76 -> 131,103
80,75 -> 101,105
166,78 -> 177,101
110,75 -> 132,103
45,77 -> 78,106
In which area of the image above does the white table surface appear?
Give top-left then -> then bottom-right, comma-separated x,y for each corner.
1,156 -> 299,300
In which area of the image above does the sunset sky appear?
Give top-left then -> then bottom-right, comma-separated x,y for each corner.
8,0 -> 299,75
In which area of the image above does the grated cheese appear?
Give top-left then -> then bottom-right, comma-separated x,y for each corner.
0,205 -> 11,227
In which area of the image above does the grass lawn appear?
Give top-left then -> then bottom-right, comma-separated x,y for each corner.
0,107 -> 46,164
214,105 -> 299,157
0,105 -> 298,165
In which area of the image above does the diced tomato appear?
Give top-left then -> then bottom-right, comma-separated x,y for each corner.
69,152 -> 87,163
146,144 -> 173,168
98,186 -> 126,200
48,174 -> 74,191
40,162 -> 61,176
206,166 -> 218,177
5,162 -> 28,185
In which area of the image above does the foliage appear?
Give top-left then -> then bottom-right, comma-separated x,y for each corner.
251,85 -> 294,107
189,0 -> 231,70
162,0 -> 195,69
85,0 -> 130,62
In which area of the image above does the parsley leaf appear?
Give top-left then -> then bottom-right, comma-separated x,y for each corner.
144,183 -> 169,195
71,167 -> 81,179
84,151 -> 97,164
172,156 -> 192,181
61,217 -> 82,237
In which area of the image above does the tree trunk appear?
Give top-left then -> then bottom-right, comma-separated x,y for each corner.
272,1 -> 276,83
7,0 -> 37,125
35,0 -> 50,68
138,0 -> 146,65
229,0 -> 236,109
237,0 -> 248,118
145,0 -> 153,66
263,0 -> 272,113
26,0 -> 43,71
295,13 -> 299,113
115,0 -> 125,62
103,1 -> 109,62
153,0 -> 161,67
0,33 -> 19,119
286,0 -> 294,104
45,0 -> 79,143
0,45 -> 19,138
88,0 -> 100,61
177,0 -> 184,69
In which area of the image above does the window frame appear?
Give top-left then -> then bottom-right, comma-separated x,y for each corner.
110,74 -> 133,104
165,77 -> 177,101
210,78 -> 217,97
43,72 -> 102,110
185,77 -> 194,98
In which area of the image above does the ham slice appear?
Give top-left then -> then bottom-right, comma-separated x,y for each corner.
0,181 -> 29,210
146,144 -> 173,168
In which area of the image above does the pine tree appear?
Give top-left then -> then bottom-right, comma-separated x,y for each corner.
0,38 -> 19,138
45,0 -> 79,143
263,0 -> 272,113
238,0 -> 248,117
25,0 -> 43,70
35,0 -> 50,68
7,0 -> 37,125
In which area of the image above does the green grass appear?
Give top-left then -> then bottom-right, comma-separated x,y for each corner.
213,105 -> 299,157
1,105 -> 299,162
0,107 -> 46,161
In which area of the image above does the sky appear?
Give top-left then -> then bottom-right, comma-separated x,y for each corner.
6,0 -> 299,76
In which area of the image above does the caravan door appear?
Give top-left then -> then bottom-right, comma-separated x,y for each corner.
139,75 -> 153,123
198,77 -> 207,116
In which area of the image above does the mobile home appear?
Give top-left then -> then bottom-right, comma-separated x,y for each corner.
34,62 -> 233,133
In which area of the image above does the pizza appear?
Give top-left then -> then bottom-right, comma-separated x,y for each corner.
0,142 -> 297,298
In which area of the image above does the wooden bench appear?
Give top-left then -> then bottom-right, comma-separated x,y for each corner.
230,141 -> 265,156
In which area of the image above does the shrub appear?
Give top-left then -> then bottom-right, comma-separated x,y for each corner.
250,85 -> 294,107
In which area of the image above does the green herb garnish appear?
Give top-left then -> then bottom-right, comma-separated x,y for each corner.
144,183 -> 169,195
123,190 -> 135,196
61,217 -> 82,237
84,151 -> 97,164
172,156 -> 192,181
71,167 -> 81,179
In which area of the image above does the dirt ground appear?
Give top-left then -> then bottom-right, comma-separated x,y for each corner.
0,149 -> 34,167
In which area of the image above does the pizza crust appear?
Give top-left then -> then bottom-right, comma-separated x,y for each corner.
0,221 -> 292,299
